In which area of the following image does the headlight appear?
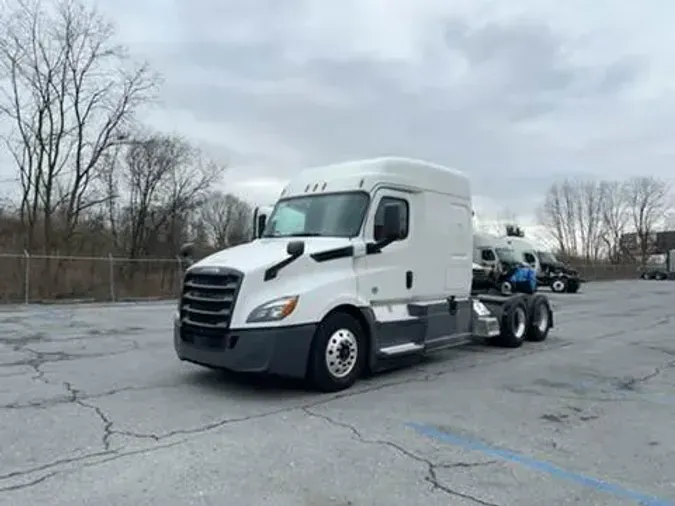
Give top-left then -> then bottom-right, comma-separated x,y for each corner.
246,296 -> 299,323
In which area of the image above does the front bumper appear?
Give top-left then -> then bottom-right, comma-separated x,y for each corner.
174,317 -> 317,379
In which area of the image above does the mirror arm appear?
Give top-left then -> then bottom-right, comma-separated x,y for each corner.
367,235 -> 397,254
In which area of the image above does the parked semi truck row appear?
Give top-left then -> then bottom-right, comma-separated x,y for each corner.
474,233 -> 582,294
175,157 -> 554,392
639,251 -> 675,280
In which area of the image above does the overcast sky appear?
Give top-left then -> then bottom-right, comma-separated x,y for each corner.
3,0 -> 675,236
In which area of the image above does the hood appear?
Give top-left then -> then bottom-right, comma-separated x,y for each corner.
543,261 -> 577,275
190,237 -> 354,273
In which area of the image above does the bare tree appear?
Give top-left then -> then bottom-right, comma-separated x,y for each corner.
540,179 -> 609,260
540,180 -> 579,257
107,132 -> 224,258
598,180 -> 630,263
624,176 -> 670,263
0,0 -> 158,252
200,191 -> 252,249
577,180 -> 605,260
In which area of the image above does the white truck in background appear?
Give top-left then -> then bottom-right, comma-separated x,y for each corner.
175,157 -> 554,392
252,205 -> 274,240
639,250 -> 675,280
474,233 -> 581,293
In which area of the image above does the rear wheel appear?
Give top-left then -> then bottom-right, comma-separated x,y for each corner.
526,295 -> 551,342
566,279 -> 580,293
308,312 -> 366,392
495,300 -> 528,348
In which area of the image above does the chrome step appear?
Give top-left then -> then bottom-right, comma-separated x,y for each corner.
379,342 -> 424,356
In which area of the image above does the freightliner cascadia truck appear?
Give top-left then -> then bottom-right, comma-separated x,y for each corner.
174,157 -> 554,392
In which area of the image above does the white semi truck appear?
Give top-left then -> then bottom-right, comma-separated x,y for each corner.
474,233 -> 581,293
252,205 -> 273,240
175,157 -> 554,392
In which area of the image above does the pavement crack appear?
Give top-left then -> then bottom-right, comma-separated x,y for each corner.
0,450 -> 113,483
63,382 -> 114,451
0,382 -> 196,411
303,408 -> 500,506
426,466 -> 501,506
0,472 -> 61,492
0,440 -> 186,493
616,359 -> 675,391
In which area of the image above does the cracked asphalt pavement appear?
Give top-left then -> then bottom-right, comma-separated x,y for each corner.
1,280 -> 675,505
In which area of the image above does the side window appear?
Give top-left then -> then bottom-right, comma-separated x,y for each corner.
373,197 -> 409,241
481,249 -> 496,261
523,252 -> 536,264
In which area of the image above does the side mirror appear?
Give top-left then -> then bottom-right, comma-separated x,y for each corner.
286,240 -> 305,257
257,214 -> 267,238
382,205 -> 401,241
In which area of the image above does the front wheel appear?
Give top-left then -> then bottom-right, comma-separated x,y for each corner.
499,280 -> 513,295
551,277 -> 568,293
308,312 -> 366,392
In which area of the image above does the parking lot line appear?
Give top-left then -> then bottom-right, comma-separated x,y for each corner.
407,422 -> 674,506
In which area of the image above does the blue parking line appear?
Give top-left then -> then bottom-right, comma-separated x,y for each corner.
407,422 -> 674,506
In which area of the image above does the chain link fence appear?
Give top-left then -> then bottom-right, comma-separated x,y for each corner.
0,252 -> 185,304
570,262 -> 641,281
0,251 -> 643,304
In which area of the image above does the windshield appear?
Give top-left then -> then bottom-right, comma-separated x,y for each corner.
537,251 -> 559,264
262,192 -> 369,238
495,247 -> 519,263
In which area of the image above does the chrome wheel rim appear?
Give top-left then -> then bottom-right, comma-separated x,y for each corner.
325,329 -> 358,378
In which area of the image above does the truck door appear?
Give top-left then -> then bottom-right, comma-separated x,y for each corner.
356,189 -> 416,347
523,251 -> 539,272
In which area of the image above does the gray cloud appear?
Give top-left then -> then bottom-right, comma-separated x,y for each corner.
86,0 -> 668,219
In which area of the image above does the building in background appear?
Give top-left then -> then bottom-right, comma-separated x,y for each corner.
619,230 -> 675,260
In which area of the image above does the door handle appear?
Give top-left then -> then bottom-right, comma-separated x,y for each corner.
406,270 -> 413,289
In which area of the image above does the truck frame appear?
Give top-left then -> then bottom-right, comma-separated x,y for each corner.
174,157 -> 554,392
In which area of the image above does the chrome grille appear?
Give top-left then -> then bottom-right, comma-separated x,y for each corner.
179,268 -> 243,330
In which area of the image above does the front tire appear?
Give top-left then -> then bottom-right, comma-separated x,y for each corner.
499,280 -> 513,295
551,277 -> 568,293
308,312 -> 366,392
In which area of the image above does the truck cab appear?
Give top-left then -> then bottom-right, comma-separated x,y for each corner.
473,233 -> 522,271
252,205 -> 274,240
536,250 -> 582,293
175,157 -> 553,391
502,236 -> 541,273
